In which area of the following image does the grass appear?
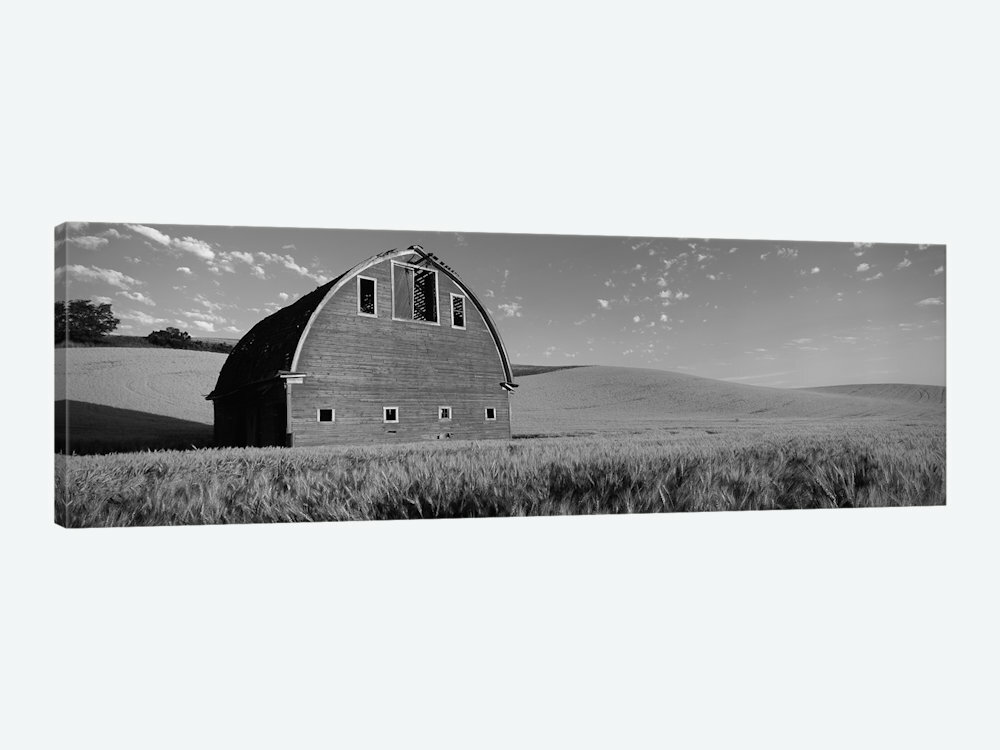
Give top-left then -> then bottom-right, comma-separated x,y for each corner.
56,421 -> 944,527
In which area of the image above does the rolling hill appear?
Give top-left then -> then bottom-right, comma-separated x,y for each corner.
54,349 -> 945,452
799,384 -> 946,405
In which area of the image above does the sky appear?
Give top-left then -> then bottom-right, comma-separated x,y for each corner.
54,222 -> 946,388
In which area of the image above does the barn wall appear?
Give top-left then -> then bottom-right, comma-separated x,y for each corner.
291,257 -> 511,446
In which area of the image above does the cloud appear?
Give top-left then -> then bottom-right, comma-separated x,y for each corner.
483,289 -> 495,298
659,313 -> 670,322
811,267 -> 820,274
597,299 -> 610,309
729,247 -> 738,253
183,310 -> 227,324
916,297 -> 944,307
933,266 -> 944,276
789,338 -> 812,345
706,274 -> 717,280
896,257 -> 912,270
227,250 -> 255,265
697,253 -> 709,262
497,302 -> 522,318
658,290 -> 672,300
117,290 -> 155,306
632,315 -> 641,323
863,272 -> 884,282
55,264 -> 143,290
68,235 -> 109,251
856,263 -> 871,272
776,247 -> 798,258
251,265 -> 267,280
278,292 -> 289,301
125,223 -> 172,246
91,296 -> 113,305
100,227 -> 127,240
192,320 -> 216,332
674,291 -> 690,301
853,242 -> 873,250
176,266 -> 192,275
118,309 -> 166,327
760,252 -> 770,260
257,251 -> 325,283
126,224 -> 216,261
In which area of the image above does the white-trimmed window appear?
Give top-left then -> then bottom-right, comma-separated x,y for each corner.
358,275 -> 377,317
317,408 -> 335,423
450,293 -> 466,329
383,406 -> 399,423
391,261 -> 439,324
439,406 -> 452,421
485,407 -> 496,421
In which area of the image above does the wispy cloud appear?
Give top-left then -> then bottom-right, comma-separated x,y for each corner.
176,266 -> 192,275
856,263 -> 871,273
117,290 -> 155,307
916,296 -> 944,307
776,247 -> 798,259
126,224 -> 216,261
68,235 -> 109,251
932,266 -> 944,276
597,298 -> 610,309
863,272 -> 884,282
896,257 -> 912,270
256,251 -> 325,283
118,309 -> 166,327
497,301 -> 523,318
55,264 -> 143,290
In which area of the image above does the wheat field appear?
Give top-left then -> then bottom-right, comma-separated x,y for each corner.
56,420 -> 944,527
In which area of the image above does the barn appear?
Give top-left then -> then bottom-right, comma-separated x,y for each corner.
206,245 -> 516,447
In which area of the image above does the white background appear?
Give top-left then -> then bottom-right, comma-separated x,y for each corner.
3,2 -> 998,748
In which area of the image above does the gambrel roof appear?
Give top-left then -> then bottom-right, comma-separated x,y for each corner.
207,247 -> 513,400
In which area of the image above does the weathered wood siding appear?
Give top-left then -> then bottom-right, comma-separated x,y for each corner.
291,256 -> 511,446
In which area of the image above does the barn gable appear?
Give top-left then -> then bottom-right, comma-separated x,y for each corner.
208,246 -> 515,447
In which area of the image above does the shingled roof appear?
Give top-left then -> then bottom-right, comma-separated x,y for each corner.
207,271 -> 346,400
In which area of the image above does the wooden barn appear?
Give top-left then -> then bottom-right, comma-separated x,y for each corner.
206,245 -> 516,447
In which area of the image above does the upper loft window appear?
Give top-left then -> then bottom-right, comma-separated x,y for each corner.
392,261 -> 438,324
357,276 -> 377,317
451,293 -> 466,329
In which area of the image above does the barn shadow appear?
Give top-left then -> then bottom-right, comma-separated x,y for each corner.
55,400 -> 214,455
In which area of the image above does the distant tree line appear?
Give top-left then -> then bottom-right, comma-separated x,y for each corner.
146,327 -> 233,353
55,300 -> 233,353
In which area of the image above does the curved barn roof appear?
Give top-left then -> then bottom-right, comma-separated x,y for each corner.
208,247 -> 513,400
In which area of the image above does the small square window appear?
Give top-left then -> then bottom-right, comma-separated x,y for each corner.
485,407 -> 496,421
317,408 -> 335,422
383,406 -> 399,423
439,406 -> 452,421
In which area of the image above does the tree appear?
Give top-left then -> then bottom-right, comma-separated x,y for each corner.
147,327 -> 192,348
55,299 -> 119,343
